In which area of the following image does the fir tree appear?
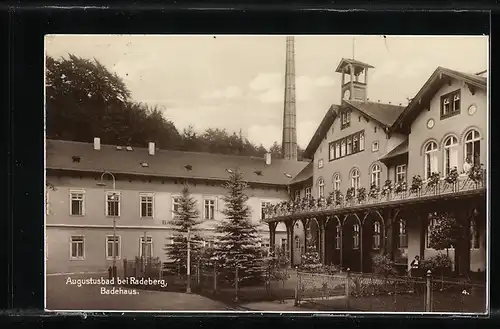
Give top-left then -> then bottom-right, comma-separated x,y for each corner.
213,169 -> 265,285
164,184 -> 203,274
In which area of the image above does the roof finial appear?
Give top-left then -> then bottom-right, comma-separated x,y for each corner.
352,36 -> 356,60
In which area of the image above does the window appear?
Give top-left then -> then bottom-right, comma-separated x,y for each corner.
371,164 -> 381,187
333,173 -> 341,191
318,159 -> 324,169
443,136 -> 459,176
372,141 -> 379,152
426,216 -> 442,249
360,132 -> 365,150
70,190 -> 85,216
350,168 -> 360,191
470,218 -> 479,249
341,111 -> 351,129
281,238 -> 288,252
140,193 -> 154,218
398,219 -> 408,248
172,196 -> 181,214
294,190 -> 301,201
106,191 -> 120,217
441,90 -> 461,119
295,236 -> 300,249
140,236 -> 153,258
106,235 -> 121,260
353,224 -> 360,249
353,135 -> 359,153
317,177 -> 325,198
335,224 -> 341,249
424,141 -> 438,179
204,197 -> 216,220
335,143 -> 340,159
396,165 -> 407,183
305,187 -> 312,199
261,201 -> 271,220
464,129 -> 481,166
374,126 -> 377,133
329,144 -> 335,161
70,236 -> 84,260
373,221 -> 381,249
347,137 -> 352,155
341,140 -> 346,157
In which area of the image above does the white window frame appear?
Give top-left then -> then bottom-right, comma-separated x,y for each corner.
318,159 -> 324,169
464,129 -> 481,166
305,187 -> 312,199
69,189 -> 85,216
105,191 -> 121,217
424,141 -> 438,180
359,132 -> 365,151
260,200 -> 272,220
105,235 -> 121,260
373,221 -> 381,250
172,195 -> 181,215
333,173 -> 341,191
371,141 -> 379,152
443,97 -> 450,115
350,169 -> 360,192
329,144 -> 335,161
335,224 -> 341,250
294,190 -> 301,201
318,177 -> 325,198
398,219 -> 408,248
139,192 -> 155,218
396,164 -> 407,183
443,136 -> 459,176
353,224 -> 360,250
371,164 -> 381,187
69,235 -> 85,260
204,196 -> 217,220
139,236 -> 154,257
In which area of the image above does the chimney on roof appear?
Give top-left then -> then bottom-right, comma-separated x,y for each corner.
148,142 -> 155,156
265,152 -> 272,165
93,137 -> 101,150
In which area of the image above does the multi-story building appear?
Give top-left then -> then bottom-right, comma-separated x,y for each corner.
45,139 -> 308,274
265,58 -> 487,275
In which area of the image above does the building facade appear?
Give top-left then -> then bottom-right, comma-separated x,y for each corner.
265,59 -> 487,276
45,140 -> 307,274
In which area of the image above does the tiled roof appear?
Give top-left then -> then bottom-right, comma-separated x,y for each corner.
392,66 -> 487,131
290,162 -> 313,184
303,105 -> 339,159
379,139 -> 408,162
46,139 -> 309,186
344,99 -> 405,127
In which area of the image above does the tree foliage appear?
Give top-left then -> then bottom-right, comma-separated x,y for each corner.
428,213 -> 465,251
372,254 -> 398,277
46,54 -> 303,158
164,185 -> 203,273
212,170 -> 265,284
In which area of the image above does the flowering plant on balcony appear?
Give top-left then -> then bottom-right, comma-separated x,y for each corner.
345,187 -> 355,202
381,180 -> 393,197
394,181 -> 407,194
428,172 -> 440,188
410,175 -> 423,194
444,167 -> 459,185
300,197 -> 309,211
357,187 -> 367,203
308,196 -> 317,209
468,164 -> 484,183
368,183 -> 380,199
317,197 -> 326,209
326,192 -> 335,206
334,190 -> 344,206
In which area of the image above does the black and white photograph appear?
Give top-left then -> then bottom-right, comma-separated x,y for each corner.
44,35 -> 488,313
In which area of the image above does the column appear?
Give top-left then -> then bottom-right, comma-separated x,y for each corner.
301,219 -> 309,253
320,220 -> 326,265
386,209 -> 395,260
268,222 -> 277,253
364,68 -> 369,102
349,64 -> 354,99
286,221 -> 295,267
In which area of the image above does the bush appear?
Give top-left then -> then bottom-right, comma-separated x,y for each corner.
372,254 -> 398,277
421,253 -> 452,277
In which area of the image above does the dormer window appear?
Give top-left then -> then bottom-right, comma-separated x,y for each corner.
441,89 -> 461,119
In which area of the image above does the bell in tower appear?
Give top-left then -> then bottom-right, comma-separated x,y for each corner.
335,58 -> 374,103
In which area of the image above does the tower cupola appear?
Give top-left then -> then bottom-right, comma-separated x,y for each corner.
335,58 -> 374,103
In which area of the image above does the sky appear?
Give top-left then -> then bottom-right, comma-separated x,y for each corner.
45,35 -> 488,149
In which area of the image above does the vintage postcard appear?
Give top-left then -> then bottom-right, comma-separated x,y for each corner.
44,35 -> 488,314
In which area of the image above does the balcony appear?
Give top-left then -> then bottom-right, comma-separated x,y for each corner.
263,167 -> 486,222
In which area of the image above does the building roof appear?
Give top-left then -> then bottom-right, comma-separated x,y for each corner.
391,66 -> 487,131
46,139 -> 309,186
303,105 -> 339,159
290,161 -> 313,184
378,139 -> 408,162
335,58 -> 375,74
344,99 -> 405,127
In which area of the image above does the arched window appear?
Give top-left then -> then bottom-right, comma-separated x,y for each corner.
295,236 -> 300,249
398,219 -> 408,248
318,177 -> 325,198
424,141 -> 438,179
443,136 -> 458,176
371,163 -> 381,187
335,224 -> 341,250
351,168 -> 360,191
470,218 -> 480,249
464,129 -> 481,166
333,173 -> 341,191
372,221 -> 381,249
353,224 -> 360,249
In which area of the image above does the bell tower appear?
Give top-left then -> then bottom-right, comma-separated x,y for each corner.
335,58 -> 374,103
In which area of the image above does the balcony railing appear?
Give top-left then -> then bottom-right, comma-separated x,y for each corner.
264,167 -> 486,221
